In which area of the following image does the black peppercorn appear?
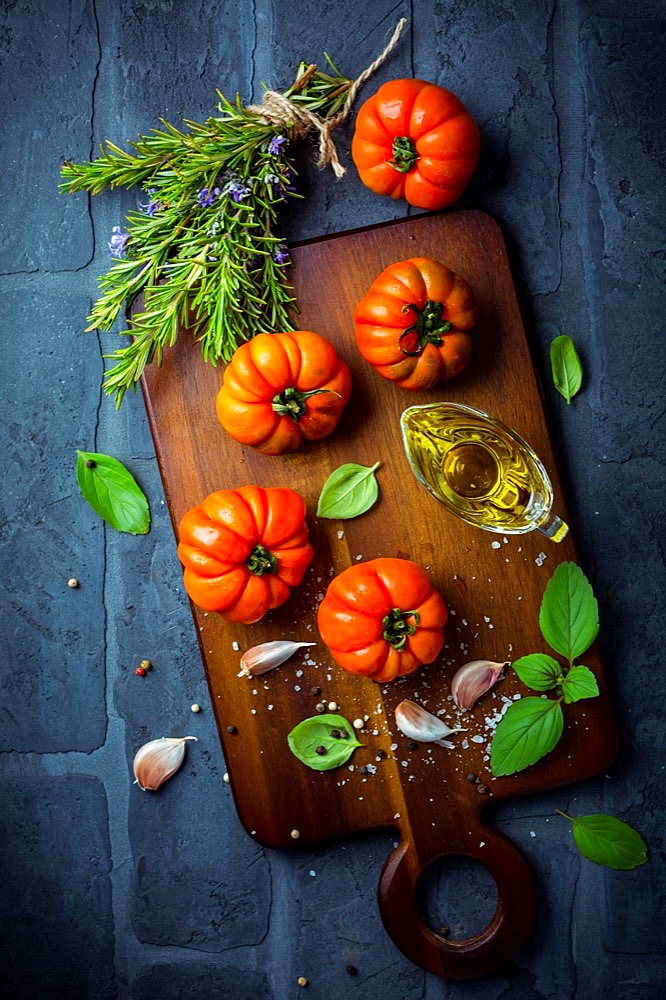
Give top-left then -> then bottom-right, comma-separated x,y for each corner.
315,745 -> 327,755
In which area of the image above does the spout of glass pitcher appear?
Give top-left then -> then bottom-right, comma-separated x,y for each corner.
536,511 -> 569,542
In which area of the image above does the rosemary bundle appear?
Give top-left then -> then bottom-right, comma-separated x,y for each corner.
60,21 -> 405,407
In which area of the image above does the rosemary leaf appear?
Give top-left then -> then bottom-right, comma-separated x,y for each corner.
60,58 -> 356,406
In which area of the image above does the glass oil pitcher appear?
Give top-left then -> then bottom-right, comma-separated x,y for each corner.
400,402 -> 569,542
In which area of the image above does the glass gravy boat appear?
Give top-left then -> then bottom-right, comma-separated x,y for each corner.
400,402 -> 569,542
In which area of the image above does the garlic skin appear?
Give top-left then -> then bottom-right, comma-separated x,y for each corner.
451,659 -> 507,711
238,640 -> 316,678
395,700 -> 464,749
133,736 -> 197,791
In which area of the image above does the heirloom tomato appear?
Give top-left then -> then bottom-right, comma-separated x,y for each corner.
354,257 -> 478,390
317,557 -> 447,683
216,330 -> 352,455
351,78 -> 480,210
177,485 -> 314,623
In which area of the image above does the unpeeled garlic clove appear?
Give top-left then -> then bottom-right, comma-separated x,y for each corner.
133,736 -> 197,791
395,700 -> 465,749
238,640 -> 316,678
451,659 -> 507,711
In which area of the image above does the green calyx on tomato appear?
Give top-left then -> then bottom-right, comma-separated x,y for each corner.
399,300 -> 453,356
382,607 -> 421,651
246,544 -> 278,576
390,135 -> 419,173
272,386 -> 332,422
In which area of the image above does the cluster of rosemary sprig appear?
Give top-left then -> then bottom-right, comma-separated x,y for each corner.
60,58 -> 354,407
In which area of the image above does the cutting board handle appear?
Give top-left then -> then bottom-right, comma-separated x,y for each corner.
378,819 -> 536,979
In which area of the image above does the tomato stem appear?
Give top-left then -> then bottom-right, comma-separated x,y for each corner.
246,544 -> 278,576
382,607 -> 421,650
272,386 -> 333,422
390,135 -> 418,173
399,300 -> 452,356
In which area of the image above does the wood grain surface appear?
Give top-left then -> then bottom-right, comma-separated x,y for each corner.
140,209 -> 618,979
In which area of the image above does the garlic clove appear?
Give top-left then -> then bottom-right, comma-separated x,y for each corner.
451,659 -> 507,711
238,640 -> 316,678
395,699 -> 464,748
133,736 -> 197,791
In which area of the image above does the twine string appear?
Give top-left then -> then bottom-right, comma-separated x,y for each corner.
246,17 -> 407,178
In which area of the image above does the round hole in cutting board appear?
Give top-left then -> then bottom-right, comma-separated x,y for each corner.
417,855 -> 499,941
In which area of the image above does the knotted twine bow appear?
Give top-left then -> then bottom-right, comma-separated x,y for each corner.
246,18 -> 407,178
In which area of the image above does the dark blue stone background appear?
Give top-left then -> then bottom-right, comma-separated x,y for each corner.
1,1 -> 664,997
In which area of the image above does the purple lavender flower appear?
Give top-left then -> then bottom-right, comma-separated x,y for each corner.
274,246 -> 290,266
225,180 -> 251,203
265,173 -> 287,200
108,225 -> 129,257
268,134 -> 287,156
140,188 -> 160,216
197,186 -> 221,208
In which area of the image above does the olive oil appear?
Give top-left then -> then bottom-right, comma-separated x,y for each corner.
401,403 -> 568,541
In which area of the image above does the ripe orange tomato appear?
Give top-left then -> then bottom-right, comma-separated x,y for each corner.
354,257 -> 479,390
352,78 -> 480,210
317,557 -> 447,682
216,330 -> 352,455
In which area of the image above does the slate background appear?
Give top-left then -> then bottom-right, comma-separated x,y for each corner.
1,1 -> 664,998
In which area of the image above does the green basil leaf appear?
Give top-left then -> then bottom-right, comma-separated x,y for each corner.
316,461 -> 380,519
513,653 -> 563,691
490,697 -> 564,776
550,334 -> 583,404
558,811 -> 648,870
76,450 -> 150,534
539,562 -> 599,661
287,714 -> 363,771
561,664 -> 600,704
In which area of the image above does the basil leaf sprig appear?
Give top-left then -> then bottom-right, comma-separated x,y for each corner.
556,810 -> 648,870
76,450 -> 150,534
287,714 -> 363,771
550,334 -> 583,404
490,563 -> 599,777
316,462 -> 381,519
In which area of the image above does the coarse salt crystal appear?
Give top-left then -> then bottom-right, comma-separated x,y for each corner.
491,540 -> 501,549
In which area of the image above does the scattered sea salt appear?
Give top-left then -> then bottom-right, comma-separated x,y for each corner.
535,552 -> 547,566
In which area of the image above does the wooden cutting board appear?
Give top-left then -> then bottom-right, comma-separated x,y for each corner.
140,209 -> 618,979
